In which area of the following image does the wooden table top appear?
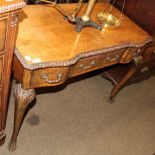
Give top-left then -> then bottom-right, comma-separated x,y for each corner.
15,3 -> 151,69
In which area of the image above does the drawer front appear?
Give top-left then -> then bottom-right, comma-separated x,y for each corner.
0,15 -> 8,53
70,50 -> 124,77
29,67 -> 70,88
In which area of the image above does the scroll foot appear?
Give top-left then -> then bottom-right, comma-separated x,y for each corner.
107,97 -> 114,103
8,140 -> 17,152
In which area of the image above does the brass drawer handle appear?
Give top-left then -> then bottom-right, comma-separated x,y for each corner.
141,67 -> 149,73
79,60 -> 96,69
41,73 -> 62,84
105,55 -> 119,63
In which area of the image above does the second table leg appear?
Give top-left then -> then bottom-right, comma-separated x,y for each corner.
108,55 -> 143,102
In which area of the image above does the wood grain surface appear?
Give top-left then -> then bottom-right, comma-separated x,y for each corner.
16,3 -> 151,65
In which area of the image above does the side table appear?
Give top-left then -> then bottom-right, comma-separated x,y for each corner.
8,3 -> 152,151
0,0 -> 25,146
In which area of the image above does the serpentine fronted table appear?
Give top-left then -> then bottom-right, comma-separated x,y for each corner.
9,3 -> 152,151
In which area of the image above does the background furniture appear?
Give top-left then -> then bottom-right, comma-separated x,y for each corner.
8,3 -> 151,151
101,0 -> 155,88
0,0 -> 25,146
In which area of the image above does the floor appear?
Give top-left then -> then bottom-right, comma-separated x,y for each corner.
0,74 -> 155,155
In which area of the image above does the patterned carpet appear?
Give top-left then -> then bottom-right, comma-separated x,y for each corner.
0,75 -> 155,155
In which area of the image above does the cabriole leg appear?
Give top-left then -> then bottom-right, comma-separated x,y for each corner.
108,56 -> 143,102
8,84 -> 35,151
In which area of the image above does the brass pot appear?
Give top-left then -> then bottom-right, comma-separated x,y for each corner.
97,12 -> 121,30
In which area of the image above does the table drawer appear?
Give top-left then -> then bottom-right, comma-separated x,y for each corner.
70,50 -> 124,77
29,67 -> 70,88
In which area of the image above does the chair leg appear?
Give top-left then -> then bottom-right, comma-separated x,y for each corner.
8,84 -> 35,151
108,56 -> 143,102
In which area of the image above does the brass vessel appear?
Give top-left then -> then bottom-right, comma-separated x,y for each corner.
97,12 -> 121,30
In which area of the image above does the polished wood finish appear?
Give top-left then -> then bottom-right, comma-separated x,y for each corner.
101,0 -> 155,88
0,0 -> 25,147
9,3 -> 151,151
15,4 -> 150,64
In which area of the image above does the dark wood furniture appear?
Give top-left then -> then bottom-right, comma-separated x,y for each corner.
101,0 -> 155,90
0,0 -> 25,146
8,3 -> 151,151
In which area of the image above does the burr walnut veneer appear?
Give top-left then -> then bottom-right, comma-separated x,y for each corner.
9,3 -> 152,151
0,0 -> 25,147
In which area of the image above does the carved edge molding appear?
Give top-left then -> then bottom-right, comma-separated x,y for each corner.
0,1 -> 26,14
14,38 -> 152,70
